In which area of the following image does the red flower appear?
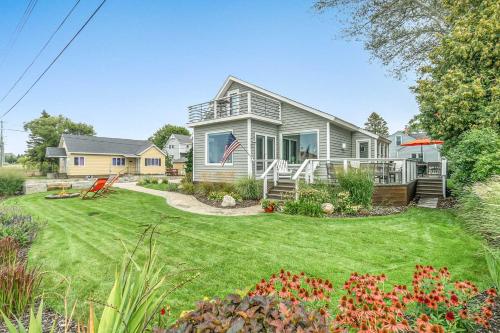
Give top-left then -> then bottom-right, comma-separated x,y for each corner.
160,308 -> 166,316
445,311 -> 455,321
486,288 -> 497,296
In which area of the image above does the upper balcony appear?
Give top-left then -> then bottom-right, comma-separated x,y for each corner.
188,91 -> 281,125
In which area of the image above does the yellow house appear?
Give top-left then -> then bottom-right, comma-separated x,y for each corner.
46,134 -> 166,177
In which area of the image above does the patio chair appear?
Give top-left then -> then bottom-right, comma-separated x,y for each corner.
389,161 -> 403,183
277,160 -> 292,179
102,174 -> 120,194
427,162 -> 441,176
80,178 -> 108,199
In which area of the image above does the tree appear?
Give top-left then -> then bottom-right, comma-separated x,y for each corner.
405,115 -> 424,133
414,0 -> 499,148
364,112 -> 389,136
314,0 -> 449,78
24,111 -> 95,170
149,124 -> 190,150
185,147 -> 193,174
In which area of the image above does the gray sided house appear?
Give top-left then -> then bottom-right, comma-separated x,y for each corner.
188,76 -> 390,183
388,131 -> 442,162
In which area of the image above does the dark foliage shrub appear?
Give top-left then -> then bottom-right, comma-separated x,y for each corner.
0,208 -> 39,246
337,168 -> 374,208
236,177 -> 263,200
0,169 -> 25,196
164,294 -> 329,333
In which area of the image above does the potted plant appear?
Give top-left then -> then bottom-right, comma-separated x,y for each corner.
261,199 -> 276,213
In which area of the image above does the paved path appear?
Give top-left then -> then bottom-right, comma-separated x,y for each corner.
417,197 -> 439,208
115,182 -> 263,216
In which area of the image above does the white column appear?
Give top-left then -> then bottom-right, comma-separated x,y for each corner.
247,92 -> 251,114
247,119 -> 252,177
326,122 -> 331,162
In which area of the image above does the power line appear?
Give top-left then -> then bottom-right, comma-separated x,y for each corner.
0,0 -> 108,120
0,0 -> 82,104
0,0 -> 39,69
5,128 -> 28,133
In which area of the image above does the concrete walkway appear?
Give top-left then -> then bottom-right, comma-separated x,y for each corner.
114,182 -> 263,216
417,197 -> 439,208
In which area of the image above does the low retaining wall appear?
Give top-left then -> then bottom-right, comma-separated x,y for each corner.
372,180 -> 417,206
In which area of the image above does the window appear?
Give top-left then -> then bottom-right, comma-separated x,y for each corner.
112,157 -> 125,166
282,131 -> 318,164
73,156 -> 84,166
168,145 -> 175,149
396,135 -> 402,146
411,153 -> 423,159
207,131 -> 233,164
145,158 -> 161,166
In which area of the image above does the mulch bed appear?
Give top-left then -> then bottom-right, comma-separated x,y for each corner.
0,304 -> 78,333
325,205 -> 409,218
438,196 -> 457,209
194,194 -> 259,209
471,292 -> 499,333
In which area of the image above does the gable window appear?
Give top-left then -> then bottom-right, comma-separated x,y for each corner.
207,131 -> 233,164
282,131 -> 318,164
73,156 -> 84,166
112,157 -> 125,166
145,158 -> 161,166
396,135 -> 402,146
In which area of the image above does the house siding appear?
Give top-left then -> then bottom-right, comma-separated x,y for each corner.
330,123 -> 352,158
65,153 -> 138,176
388,132 -> 441,162
138,146 -> 166,175
351,132 -> 376,158
192,119 -> 249,183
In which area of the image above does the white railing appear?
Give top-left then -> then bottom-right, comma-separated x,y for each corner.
259,159 -> 279,199
188,91 -> 281,124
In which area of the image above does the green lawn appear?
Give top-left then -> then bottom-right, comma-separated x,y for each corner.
3,190 -> 490,320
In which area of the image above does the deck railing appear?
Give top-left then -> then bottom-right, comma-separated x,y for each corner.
188,91 -> 281,124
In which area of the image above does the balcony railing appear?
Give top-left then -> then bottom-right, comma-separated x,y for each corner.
188,91 -> 281,124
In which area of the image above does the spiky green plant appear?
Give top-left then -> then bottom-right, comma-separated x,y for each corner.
1,301 -> 55,333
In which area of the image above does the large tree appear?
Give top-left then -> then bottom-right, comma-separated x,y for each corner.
149,124 -> 190,150
364,112 -> 389,136
24,111 -> 95,169
314,0 -> 449,78
413,0 -> 499,146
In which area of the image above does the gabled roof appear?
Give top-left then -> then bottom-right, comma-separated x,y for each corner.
171,134 -> 192,144
46,147 -> 67,158
215,76 -> 389,142
61,134 -> 166,156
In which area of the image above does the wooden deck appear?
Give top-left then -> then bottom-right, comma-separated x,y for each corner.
372,180 -> 417,206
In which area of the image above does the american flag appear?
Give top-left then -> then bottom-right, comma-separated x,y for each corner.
221,133 -> 240,166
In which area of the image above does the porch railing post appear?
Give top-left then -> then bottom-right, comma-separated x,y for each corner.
343,159 -> 348,173
263,175 -> 268,199
402,160 -> 407,184
213,100 -> 217,119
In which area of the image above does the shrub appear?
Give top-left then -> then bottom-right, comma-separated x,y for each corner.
0,169 -> 25,196
207,191 -> 242,202
0,207 -> 39,247
0,237 -> 19,266
179,182 -> 195,195
196,182 -> 235,196
0,261 -> 42,317
235,177 -> 263,200
457,177 -> 500,249
447,128 -> 500,190
164,182 -> 178,192
164,294 -> 329,333
337,168 -> 374,208
282,200 -> 300,215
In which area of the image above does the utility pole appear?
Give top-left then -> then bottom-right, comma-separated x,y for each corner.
0,120 -> 4,167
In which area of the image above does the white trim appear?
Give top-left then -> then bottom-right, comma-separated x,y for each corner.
136,144 -> 168,157
226,88 -> 239,97
215,76 -> 384,140
280,129 -> 320,163
247,119 -> 252,177
254,132 -> 277,175
355,139 -> 371,158
326,122 -> 331,161
188,113 -> 282,127
204,129 -> 234,166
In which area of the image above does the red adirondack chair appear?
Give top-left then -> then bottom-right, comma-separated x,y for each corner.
102,174 -> 120,194
81,178 -> 108,199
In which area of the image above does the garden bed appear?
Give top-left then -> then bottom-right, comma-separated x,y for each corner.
193,193 -> 259,209
326,204 -> 408,218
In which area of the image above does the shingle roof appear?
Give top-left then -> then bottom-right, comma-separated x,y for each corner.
172,134 -> 192,144
46,147 -> 67,158
61,134 -> 155,155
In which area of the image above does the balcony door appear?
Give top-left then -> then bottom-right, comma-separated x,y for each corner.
255,134 -> 276,175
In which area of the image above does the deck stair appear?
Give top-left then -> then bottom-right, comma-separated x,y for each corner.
416,178 -> 443,198
267,180 -> 296,200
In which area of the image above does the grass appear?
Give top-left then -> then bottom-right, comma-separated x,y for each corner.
139,183 -> 171,191
3,189 -> 490,321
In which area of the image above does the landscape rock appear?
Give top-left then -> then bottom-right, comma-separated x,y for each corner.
221,195 -> 236,207
23,183 -> 47,195
321,203 -> 334,215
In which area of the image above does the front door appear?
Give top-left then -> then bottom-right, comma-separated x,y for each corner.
356,140 -> 370,158
255,135 -> 276,175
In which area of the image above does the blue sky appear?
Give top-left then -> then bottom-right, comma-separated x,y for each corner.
0,0 -> 418,154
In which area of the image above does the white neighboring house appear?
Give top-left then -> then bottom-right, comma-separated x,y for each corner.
163,134 -> 192,174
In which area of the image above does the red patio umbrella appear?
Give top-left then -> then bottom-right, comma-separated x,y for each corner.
400,138 -> 444,158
